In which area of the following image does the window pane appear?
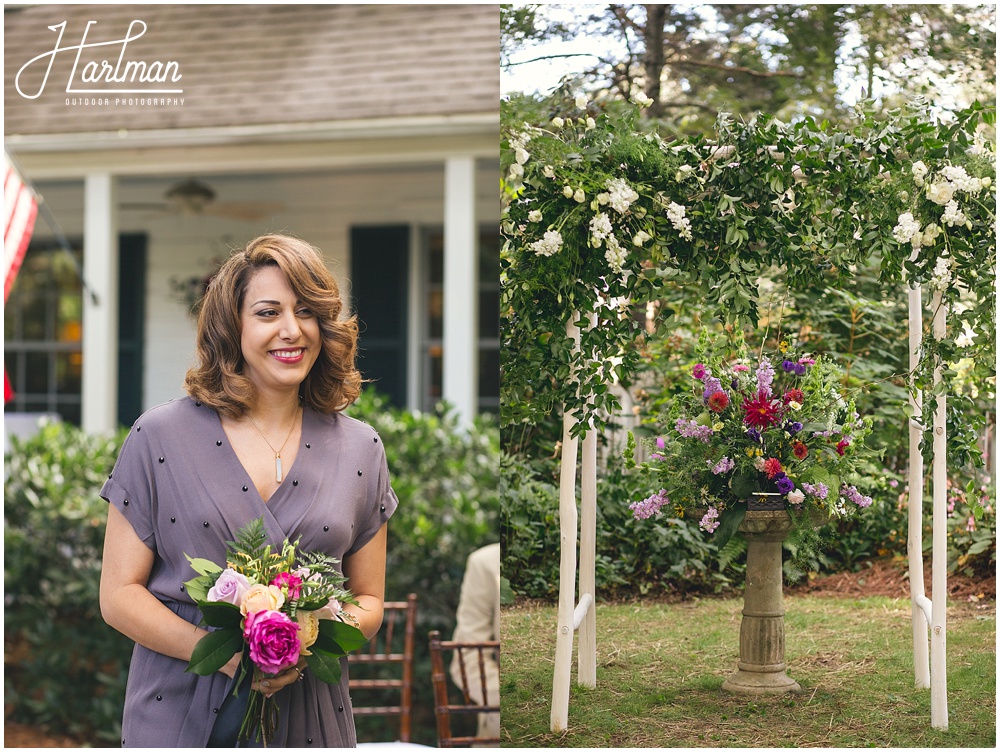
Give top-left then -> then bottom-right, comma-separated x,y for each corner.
478,289 -> 499,339
478,348 -> 499,399
24,351 -> 50,394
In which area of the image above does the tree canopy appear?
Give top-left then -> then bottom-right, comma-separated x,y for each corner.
502,4 -> 996,135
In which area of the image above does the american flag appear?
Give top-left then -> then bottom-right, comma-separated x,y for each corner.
4,153 -> 39,402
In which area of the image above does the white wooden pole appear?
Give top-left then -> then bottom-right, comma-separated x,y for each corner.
82,172 -> 119,434
906,267 -> 931,689
442,156 -> 477,425
578,384 -> 598,687
929,290 -> 949,730
551,313 -> 580,733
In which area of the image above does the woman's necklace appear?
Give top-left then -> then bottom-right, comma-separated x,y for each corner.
246,409 -> 300,483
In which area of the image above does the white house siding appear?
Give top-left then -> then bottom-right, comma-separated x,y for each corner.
26,161 -> 497,414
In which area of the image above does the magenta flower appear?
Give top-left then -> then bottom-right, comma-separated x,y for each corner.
243,609 -> 302,675
692,363 -> 707,380
270,571 -> 304,600
742,390 -> 781,428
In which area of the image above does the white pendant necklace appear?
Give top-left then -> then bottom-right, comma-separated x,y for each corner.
246,409 -> 300,483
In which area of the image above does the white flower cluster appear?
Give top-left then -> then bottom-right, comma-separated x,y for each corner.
507,128 -> 532,185
530,229 -> 563,257
941,200 -> 967,227
929,255 -> 953,292
604,235 -> 628,273
589,213 -> 613,244
892,212 -> 944,251
666,202 -> 693,241
598,177 -> 639,214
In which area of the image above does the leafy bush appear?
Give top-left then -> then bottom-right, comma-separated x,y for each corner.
501,453 -> 737,601
4,419 -> 133,743
345,390 -> 500,744
5,395 -> 500,746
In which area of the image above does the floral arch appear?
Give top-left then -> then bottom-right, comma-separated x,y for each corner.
501,94 -> 995,732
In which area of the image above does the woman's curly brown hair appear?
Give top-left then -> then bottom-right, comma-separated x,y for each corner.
184,234 -> 361,417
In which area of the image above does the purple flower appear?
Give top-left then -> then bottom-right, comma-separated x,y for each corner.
802,482 -> 829,500
243,609 -> 302,675
675,418 -> 714,442
841,484 -> 873,508
756,358 -> 775,396
781,360 -> 797,372
785,421 -> 803,435
793,363 -> 807,376
699,507 -> 721,533
692,363 -> 707,380
630,489 -> 671,520
207,569 -> 252,606
709,456 -> 735,475
702,377 -> 722,402
745,428 -> 762,443
776,475 -> 795,495
656,436 -> 666,450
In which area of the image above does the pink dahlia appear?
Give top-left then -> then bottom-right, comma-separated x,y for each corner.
742,390 -> 781,429
762,458 -> 782,478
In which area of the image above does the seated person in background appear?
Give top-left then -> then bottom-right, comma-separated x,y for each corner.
450,542 -> 500,743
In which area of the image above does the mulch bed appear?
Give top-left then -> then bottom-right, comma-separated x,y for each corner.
787,557 -> 996,605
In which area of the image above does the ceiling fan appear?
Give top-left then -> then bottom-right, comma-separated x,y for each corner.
122,177 -> 285,221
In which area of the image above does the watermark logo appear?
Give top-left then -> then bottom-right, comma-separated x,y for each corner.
15,20 -> 183,101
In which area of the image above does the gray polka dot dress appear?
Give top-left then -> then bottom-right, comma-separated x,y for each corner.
101,397 -> 398,747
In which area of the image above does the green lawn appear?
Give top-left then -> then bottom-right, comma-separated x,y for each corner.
501,596 -> 996,747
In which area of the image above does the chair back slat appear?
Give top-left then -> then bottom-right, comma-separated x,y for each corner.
348,593 -> 417,742
429,630 -> 500,747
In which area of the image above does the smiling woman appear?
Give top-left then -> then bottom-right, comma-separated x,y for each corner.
99,234 -> 396,747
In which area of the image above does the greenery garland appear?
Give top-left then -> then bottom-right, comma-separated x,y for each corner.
500,95 -> 995,466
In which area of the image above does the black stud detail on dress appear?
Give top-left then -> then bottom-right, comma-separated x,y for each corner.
374,437 -> 378,443
305,443 -> 311,449
171,517 -> 176,523
337,706 -> 344,712
357,470 -> 362,476
213,708 -> 219,714
159,457 -> 165,463
156,695 -> 162,701
323,526 -> 329,532
243,486 -> 249,492
380,505 -> 386,513
217,440 -> 222,446
293,480 -> 298,486
307,739 -> 313,745
203,521 -> 209,528
136,426 -> 141,431
196,401 -> 202,407
123,499 -> 129,506
109,473 -> 113,479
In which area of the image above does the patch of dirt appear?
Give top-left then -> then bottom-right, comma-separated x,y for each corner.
787,557 -> 995,607
3,722 -> 80,748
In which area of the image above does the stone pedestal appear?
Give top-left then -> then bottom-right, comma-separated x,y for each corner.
721,508 -> 801,694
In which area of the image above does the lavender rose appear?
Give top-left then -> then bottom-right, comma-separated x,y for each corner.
244,609 -> 301,675
206,569 -> 252,606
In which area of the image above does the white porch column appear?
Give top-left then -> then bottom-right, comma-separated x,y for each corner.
82,172 -> 119,434
442,156 -> 477,423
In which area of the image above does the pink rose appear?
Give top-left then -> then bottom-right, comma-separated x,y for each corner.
206,569 -> 252,606
243,609 -> 301,675
270,571 -> 304,600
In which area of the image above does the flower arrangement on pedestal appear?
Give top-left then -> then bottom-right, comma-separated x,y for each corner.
625,344 -> 882,545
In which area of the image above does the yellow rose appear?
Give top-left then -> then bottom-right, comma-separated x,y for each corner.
296,609 -> 321,655
240,583 -> 285,616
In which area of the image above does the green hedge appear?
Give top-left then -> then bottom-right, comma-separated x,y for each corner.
4,392 -> 499,745
500,452 -> 995,600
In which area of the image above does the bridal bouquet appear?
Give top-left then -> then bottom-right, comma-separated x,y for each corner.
184,518 -> 366,745
626,345 -> 880,545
